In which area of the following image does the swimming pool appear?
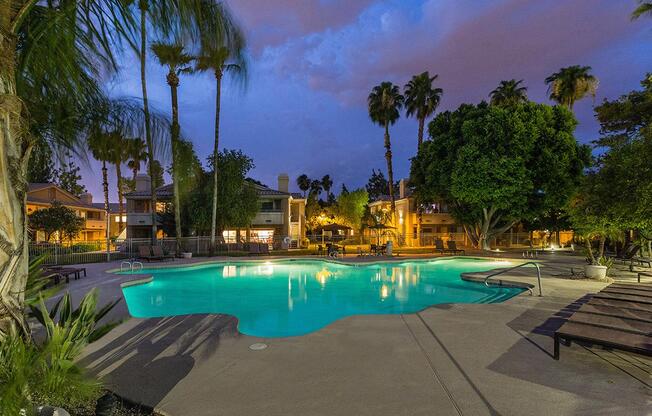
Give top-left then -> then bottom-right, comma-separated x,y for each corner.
120,258 -> 524,337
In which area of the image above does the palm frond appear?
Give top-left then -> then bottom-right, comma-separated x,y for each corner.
632,2 -> 652,20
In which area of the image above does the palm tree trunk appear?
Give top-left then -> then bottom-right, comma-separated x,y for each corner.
210,70 -> 223,255
417,117 -> 425,148
115,163 -> 124,235
102,161 -> 110,262
139,2 -> 158,244
384,122 -> 396,214
168,75 -> 183,255
0,30 -> 32,338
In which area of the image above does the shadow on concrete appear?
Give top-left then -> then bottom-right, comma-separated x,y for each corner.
80,314 -> 238,407
486,296 -> 650,405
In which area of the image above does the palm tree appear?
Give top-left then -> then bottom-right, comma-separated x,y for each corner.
632,1 -> 652,19
297,174 -> 311,197
321,175 -> 333,200
489,79 -> 528,106
368,82 -> 404,213
107,133 -> 131,234
132,0 -> 242,245
151,42 -> 194,253
88,130 -> 115,264
195,33 -> 247,253
310,180 -> 323,200
545,66 -> 598,111
0,0 -> 136,336
127,138 -> 148,181
404,72 -> 442,148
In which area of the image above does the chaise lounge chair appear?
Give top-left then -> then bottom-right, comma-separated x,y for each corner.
137,245 -> 164,262
554,282 -> 652,360
151,245 -> 175,261
447,240 -> 465,255
434,239 -> 447,254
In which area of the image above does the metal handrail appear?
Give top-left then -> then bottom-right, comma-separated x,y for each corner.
484,262 -> 543,297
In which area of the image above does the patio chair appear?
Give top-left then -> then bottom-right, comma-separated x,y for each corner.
248,243 -> 260,255
357,247 -> 370,257
151,245 -> 175,261
137,245 -> 163,262
260,243 -> 270,255
434,239 -> 447,254
447,240 -> 465,255
554,282 -> 652,360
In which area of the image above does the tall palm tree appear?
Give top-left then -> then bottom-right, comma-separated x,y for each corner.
310,180 -> 323,200
107,132 -> 131,233
0,0 -> 136,337
545,66 -> 598,111
321,174 -> 333,200
489,79 -> 528,106
151,42 -> 194,254
297,174 -> 311,197
404,72 -> 442,148
195,34 -> 247,253
368,82 -> 404,214
127,138 -> 148,181
632,1 -> 652,19
131,0 -> 241,245
88,130 -> 115,264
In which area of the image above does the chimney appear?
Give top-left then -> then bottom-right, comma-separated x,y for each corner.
135,174 -> 151,192
80,192 -> 93,205
278,173 -> 289,193
399,179 -> 406,199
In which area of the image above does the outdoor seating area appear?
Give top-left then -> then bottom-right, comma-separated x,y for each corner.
137,245 -> 175,262
434,239 -> 465,255
43,265 -> 87,285
554,282 -> 652,360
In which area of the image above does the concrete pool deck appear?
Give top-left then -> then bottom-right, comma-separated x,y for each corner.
63,254 -> 651,415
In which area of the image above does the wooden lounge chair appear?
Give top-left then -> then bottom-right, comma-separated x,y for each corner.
434,239 -> 447,254
447,240 -> 465,255
554,282 -> 652,360
137,245 -> 163,262
151,245 -> 174,261
45,266 -> 84,282
248,243 -> 260,255
259,243 -> 270,255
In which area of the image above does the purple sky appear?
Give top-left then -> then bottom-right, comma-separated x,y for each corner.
79,0 -> 651,203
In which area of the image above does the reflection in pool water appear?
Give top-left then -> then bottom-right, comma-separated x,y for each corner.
120,258 -> 523,337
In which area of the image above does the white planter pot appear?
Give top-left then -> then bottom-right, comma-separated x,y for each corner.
584,265 -> 607,280
182,252 -> 192,259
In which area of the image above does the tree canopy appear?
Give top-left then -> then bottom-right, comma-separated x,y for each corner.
411,101 -> 590,249
28,202 -> 84,243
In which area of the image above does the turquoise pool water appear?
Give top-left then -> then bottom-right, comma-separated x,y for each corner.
120,258 -> 524,337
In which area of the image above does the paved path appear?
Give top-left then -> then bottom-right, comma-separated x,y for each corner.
64,255 -> 652,415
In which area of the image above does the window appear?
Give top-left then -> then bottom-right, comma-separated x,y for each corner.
260,199 -> 281,211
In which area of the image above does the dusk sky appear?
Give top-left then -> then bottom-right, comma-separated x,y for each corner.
80,0 -> 651,202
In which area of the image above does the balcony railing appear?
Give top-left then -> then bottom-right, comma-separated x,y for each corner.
252,211 -> 284,225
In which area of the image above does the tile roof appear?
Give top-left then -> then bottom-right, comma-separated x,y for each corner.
27,196 -> 102,210
91,202 -> 123,213
125,184 -> 174,199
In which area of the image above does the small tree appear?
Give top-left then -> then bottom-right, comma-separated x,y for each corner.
335,189 -> 369,236
29,202 -> 84,243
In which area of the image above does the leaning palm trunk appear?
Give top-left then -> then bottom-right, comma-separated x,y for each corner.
384,122 -> 396,214
139,2 -> 158,244
167,71 -> 183,255
102,161 -> 111,262
0,32 -> 31,338
210,70 -> 223,254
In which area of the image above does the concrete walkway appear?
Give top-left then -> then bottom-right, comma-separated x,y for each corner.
66,255 -> 652,415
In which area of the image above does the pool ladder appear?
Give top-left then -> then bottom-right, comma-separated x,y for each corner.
483,261 -> 543,297
120,260 -> 143,274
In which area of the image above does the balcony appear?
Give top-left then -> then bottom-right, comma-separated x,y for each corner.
127,213 -> 153,226
84,219 -> 106,230
252,211 -> 284,225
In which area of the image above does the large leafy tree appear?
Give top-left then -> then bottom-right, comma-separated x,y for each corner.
589,75 -> 652,235
334,189 -> 369,235
365,169 -> 396,202
368,82 -> 404,213
489,79 -> 528,106
545,65 -> 598,111
28,202 -> 84,243
411,102 -> 589,250
195,31 -> 247,253
151,42 -> 193,254
404,72 -> 442,149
